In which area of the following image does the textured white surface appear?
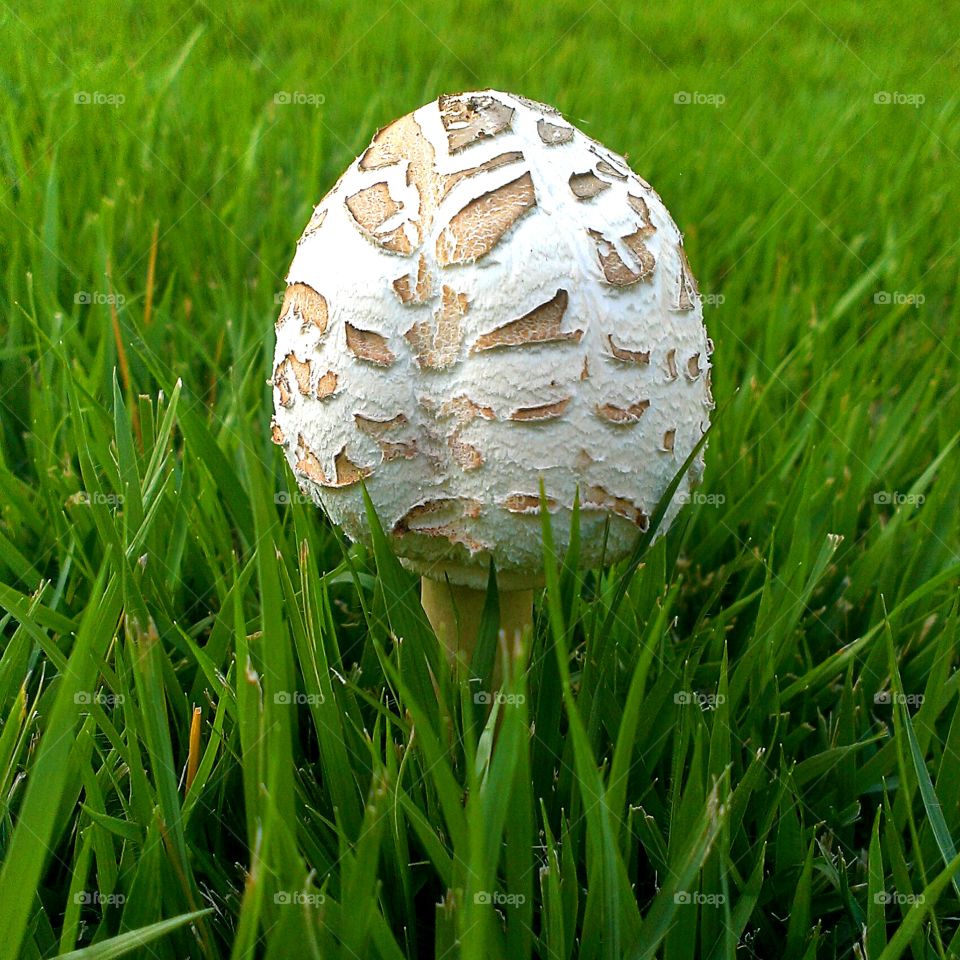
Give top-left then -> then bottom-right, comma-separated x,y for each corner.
272,90 -> 713,589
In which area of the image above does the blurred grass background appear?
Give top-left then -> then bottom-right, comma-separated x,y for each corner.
0,0 -> 958,957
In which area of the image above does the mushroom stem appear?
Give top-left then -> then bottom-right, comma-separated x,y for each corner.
421,577 -> 533,674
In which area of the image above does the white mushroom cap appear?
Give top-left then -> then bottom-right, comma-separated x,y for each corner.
272,90 -> 713,590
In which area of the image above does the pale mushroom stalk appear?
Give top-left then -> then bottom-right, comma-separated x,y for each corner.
420,576 -> 533,670
271,90 -> 713,684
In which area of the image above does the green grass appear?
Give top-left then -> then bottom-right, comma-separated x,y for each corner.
1,0 -> 958,957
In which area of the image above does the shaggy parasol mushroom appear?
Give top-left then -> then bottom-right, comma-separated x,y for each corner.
271,90 -> 713,667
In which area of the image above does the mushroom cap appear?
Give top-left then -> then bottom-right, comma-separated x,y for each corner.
272,90 -> 713,590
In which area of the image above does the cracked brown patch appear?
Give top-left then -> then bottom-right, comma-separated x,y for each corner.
404,285 -> 468,369
606,335 -> 650,364
584,485 -> 649,529
595,399 -> 650,424
354,412 -> 409,435
569,171 -> 610,199
627,194 -> 657,236
596,159 -> 628,180
537,118 -> 574,145
588,228 -> 655,285
662,429 -> 676,452
392,254 -> 432,306
273,362 -> 294,408
509,397 -> 571,422
440,395 -> 495,471
395,496 -> 481,531
380,441 -> 418,461
315,370 -> 338,399
285,353 -> 312,396
676,244 -> 700,310
666,348 -> 678,381
449,435 -> 484,471
345,182 -> 412,254
472,290 -> 580,352
502,493 -> 557,514
277,282 -> 328,334
704,368 -> 715,408
589,146 -> 630,178
270,419 -> 285,445
581,357 -> 590,380
297,436 -> 372,488
438,94 -> 514,152
346,323 -> 395,366
437,172 -> 536,265
686,353 -> 702,380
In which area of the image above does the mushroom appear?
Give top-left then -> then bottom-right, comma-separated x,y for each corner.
271,90 -> 713,666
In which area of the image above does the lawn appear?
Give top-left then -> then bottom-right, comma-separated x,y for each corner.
0,0 -> 958,957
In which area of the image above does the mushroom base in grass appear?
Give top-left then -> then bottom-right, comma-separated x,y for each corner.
419,575 -> 534,669
271,90 -> 713,668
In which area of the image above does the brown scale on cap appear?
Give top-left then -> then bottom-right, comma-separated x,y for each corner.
284,353 -> 313,396
296,435 -> 371,488
438,94 -> 515,152
345,322 -> 396,366
392,254 -> 432,306
606,334 -> 650,364
666,348 -> 679,381
588,227 -> 656,285
404,285 -> 469,370
537,119 -> 574,145
595,399 -> 650,424
569,171 -> 610,199
662,429 -> 676,452
584,485 -> 649,529
627,194 -> 657,235
439,394 -> 496,472
686,353 -> 702,380
270,420 -> 286,446
277,282 -> 328,334
345,182 -> 412,254
509,397 -> 572,422
502,493 -> 558,514
394,496 -> 487,553
437,172 -> 537,265
315,370 -> 338,399
273,361 -> 294,408
355,412 -> 409,435
676,244 -> 700,311
472,290 -> 581,352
